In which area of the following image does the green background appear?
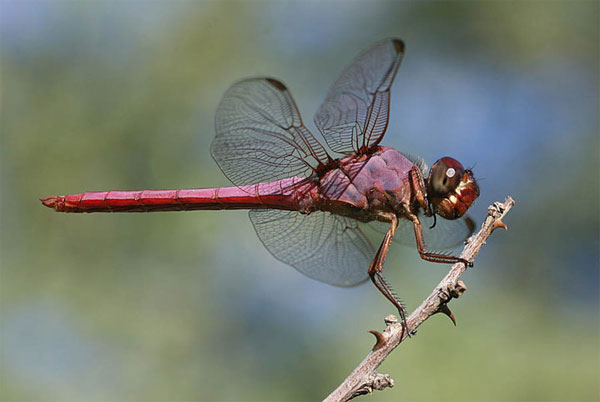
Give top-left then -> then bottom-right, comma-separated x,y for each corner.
1,1 -> 598,401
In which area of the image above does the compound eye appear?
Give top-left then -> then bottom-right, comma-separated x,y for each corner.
429,157 -> 464,195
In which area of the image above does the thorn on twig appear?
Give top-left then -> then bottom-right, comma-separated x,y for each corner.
436,303 -> 456,326
368,330 -> 387,351
491,219 -> 508,232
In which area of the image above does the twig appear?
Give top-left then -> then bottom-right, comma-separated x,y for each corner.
324,197 -> 515,402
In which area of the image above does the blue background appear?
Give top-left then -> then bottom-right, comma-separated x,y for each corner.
1,1 -> 598,400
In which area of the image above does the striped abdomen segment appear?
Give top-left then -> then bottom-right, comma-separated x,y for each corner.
40,178 -> 312,213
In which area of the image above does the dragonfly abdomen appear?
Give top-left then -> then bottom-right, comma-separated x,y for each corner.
40,183 -> 305,213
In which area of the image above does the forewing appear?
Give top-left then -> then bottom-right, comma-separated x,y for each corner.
368,215 -> 477,250
314,38 -> 405,154
249,209 -> 375,287
212,78 -> 329,186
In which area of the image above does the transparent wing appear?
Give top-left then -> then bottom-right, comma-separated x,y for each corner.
368,215 -> 477,250
212,78 -> 330,186
314,38 -> 405,154
249,209 -> 376,287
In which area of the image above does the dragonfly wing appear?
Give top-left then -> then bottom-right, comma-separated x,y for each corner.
212,78 -> 329,186
368,214 -> 477,250
314,38 -> 405,154
249,209 -> 376,287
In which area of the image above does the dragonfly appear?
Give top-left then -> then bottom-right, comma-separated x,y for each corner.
41,38 -> 479,330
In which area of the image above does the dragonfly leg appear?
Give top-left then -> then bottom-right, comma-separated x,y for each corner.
409,165 -> 431,215
408,213 -> 472,266
368,214 -> 410,336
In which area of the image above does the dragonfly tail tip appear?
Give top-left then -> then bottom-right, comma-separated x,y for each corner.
40,196 -> 59,210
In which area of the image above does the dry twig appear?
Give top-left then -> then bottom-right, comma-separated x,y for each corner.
324,197 -> 515,402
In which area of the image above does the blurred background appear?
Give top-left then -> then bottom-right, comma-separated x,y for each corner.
1,1 -> 598,401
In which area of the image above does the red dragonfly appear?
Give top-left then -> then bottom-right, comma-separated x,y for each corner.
41,39 -> 479,329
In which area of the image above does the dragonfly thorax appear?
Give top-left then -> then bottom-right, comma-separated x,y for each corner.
315,147 -> 415,220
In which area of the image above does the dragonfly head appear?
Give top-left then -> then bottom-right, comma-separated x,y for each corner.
427,157 -> 479,220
